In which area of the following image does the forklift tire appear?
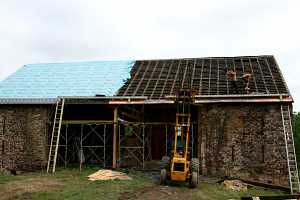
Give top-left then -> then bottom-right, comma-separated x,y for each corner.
191,158 -> 199,173
160,156 -> 170,169
160,169 -> 167,185
189,171 -> 198,188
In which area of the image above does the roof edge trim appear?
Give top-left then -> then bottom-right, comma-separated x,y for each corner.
0,98 -> 57,104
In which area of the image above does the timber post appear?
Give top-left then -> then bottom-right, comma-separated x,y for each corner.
113,107 -> 118,169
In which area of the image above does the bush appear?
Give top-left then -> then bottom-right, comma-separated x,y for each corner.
293,112 -> 300,167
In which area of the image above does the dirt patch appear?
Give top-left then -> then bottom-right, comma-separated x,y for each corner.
0,177 -> 63,200
120,185 -> 192,200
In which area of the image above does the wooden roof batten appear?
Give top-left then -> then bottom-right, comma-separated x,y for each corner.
115,55 -> 292,104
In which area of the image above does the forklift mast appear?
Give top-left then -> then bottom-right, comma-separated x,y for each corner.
174,90 -> 193,159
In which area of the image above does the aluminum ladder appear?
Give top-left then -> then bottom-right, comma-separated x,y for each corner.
281,104 -> 300,194
47,98 -> 65,173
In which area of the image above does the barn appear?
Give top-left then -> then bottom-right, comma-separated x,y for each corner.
0,55 -> 298,192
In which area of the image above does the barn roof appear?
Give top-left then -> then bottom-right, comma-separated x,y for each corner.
0,55 -> 292,104
0,60 -> 134,103
117,55 -> 291,99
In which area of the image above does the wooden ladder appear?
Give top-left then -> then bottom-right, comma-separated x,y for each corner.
281,104 -> 300,194
47,98 -> 65,173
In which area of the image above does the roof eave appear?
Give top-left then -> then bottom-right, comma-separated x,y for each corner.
0,98 -> 57,104
109,94 -> 294,104
0,95 -> 293,105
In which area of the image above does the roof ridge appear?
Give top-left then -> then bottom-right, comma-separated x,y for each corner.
24,59 -> 135,66
135,55 -> 274,62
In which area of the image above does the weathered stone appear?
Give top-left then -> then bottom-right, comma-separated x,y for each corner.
198,103 -> 289,187
0,105 -> 49,171
0,102 -> 292,188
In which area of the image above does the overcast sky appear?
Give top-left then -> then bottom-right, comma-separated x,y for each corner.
0,0 -> 299,110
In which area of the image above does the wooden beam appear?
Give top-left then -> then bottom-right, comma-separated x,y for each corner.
112,107 -> 118,169
61,120 -> 113,125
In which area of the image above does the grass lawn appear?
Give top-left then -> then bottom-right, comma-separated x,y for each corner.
0,167 -> 288,200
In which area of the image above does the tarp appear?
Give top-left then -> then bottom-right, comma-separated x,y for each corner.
0,60 -> 135,99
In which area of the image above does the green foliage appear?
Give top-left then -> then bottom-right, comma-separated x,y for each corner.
294,112 -> 300,166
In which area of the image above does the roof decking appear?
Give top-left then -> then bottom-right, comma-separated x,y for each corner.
117,56 -> 290,99
0,60 -> 134,102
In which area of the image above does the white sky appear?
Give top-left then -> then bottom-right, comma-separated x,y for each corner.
0,0 -> 299,110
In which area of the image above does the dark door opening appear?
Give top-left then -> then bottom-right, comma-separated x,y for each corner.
151,125 -> 166,160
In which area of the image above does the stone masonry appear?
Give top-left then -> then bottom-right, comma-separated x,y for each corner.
198,103 -> 289,186
0,102 -> 291,187
0,105 -> 49,171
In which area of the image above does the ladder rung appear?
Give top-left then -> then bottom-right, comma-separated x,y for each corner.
47,101 -> 64,173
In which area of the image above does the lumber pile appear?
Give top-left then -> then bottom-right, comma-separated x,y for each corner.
87,169 -> 132,181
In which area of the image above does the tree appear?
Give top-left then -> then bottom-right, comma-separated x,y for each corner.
293,112 -> 300,164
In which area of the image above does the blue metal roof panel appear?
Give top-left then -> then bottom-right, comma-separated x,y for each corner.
0,60 -> 135,98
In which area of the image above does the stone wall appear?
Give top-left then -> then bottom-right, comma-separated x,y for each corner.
198,103 -> 289,187
0,105 -> 49,171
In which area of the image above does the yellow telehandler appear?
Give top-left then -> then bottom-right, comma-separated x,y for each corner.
160,89 -> 199,188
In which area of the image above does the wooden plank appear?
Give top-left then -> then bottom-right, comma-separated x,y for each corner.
208,58 -> 212,95
248,58 -> 258,93
241,195 -> 300,200
61,120 -> 113,125
217,59 -> 220,95
199,59 -> 204,94
159,60 -> 174,98
123,61 -> 143,96
170,60 -> 182,95
240,58 -> 245,73
224,59 -> 229,95
190,59 -> 197,91
150,61 -> 166,98
113,107 -> 118,168
181,60 -> 189,89
256,57 -> 268,93
142,61 -> 159,96
265,58 -> 279,94
133,61 -> 152,96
